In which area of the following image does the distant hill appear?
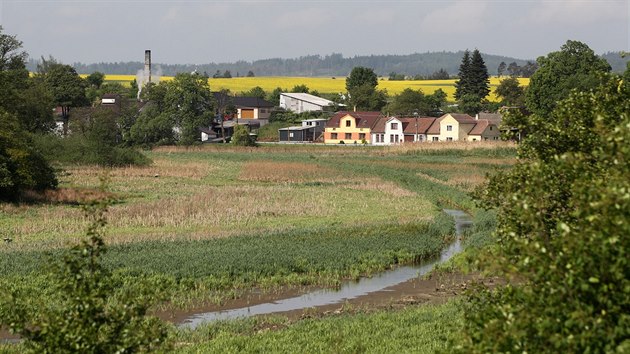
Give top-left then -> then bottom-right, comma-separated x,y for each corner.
27,51 -> 629,77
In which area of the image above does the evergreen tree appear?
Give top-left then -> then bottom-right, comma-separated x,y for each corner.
454,50 -> 471,101
469,49 -> 490,99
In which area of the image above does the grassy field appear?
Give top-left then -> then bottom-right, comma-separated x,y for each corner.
0,142 -> 514,351
97,74 -> 529,101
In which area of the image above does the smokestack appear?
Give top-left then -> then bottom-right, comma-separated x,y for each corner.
144,50 -> 151,84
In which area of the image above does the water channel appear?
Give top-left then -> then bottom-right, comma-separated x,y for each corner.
179,209 -> 472,329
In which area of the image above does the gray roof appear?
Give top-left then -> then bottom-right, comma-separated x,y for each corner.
281,92 -> 337,107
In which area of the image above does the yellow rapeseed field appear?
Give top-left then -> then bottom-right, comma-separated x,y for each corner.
95,74 -> 529,101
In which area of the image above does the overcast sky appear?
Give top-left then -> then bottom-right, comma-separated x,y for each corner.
1,0 -> 628,65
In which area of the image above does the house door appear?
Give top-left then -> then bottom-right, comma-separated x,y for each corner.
404,135 -> 414,142
241,109 -> 255,119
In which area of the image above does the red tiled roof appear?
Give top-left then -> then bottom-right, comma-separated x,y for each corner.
400,117 -> 436,134
325,111 -> 383,129
426,116 -> 443,135
468,119 -> 496,135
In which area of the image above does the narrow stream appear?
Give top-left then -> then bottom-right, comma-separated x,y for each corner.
179,209 -> 472,329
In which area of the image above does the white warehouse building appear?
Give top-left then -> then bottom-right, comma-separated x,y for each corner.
279,92 -> 340,113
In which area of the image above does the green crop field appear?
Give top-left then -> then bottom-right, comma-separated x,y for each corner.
0,142 -> 515,351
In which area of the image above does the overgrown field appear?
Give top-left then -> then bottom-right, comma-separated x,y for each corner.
96,74 -> 529,100
0,143 -> 514,350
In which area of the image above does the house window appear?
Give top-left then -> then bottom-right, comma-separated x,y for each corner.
432,137 -> 439,142
472,138 -> 477,141
359,133 -> 366,140
345,133 -> 352,140
289,132 -> 294,138
446,137 -> 453,141
446,125 -> 453,131
391,123 -> 398,130
345,120 -> 351,127
331,133 -> 338,139
490,126 -> 493,130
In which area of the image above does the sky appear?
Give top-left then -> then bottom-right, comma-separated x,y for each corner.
1,0 -> 628,65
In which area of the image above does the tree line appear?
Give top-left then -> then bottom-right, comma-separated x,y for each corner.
30,51 -> 534,77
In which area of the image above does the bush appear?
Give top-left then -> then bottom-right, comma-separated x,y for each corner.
231,124 -> 257,147
0,193 -> 169,352
0,110 -> 57,201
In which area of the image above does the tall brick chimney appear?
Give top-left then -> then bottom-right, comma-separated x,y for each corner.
144,50 -> 151,84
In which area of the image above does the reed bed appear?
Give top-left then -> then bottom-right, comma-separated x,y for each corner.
238,161 -> 344,183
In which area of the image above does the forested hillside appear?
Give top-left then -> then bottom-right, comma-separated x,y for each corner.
28,51 -> 627,78
27,52 -> 533,77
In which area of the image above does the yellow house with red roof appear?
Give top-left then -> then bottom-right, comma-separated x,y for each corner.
323,111 -> 383,144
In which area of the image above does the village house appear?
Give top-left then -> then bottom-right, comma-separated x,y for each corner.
426,113 -> 501,142
278,118 -> 327,143
371,116 -> 437,145
233,97 -> 274,126
323,111 -> 383,144
280,92 -> 339,113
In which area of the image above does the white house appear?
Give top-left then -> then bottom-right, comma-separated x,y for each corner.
279,93 -> 339,113
371,116 -> 437,145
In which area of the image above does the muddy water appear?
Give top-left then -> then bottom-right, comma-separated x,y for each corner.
179,209 -> 472,329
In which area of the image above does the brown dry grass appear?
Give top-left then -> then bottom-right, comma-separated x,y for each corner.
238,161 -> 344,183
66,159 -> 215,181
344,178 -> 416,197
385,140 -> 516,154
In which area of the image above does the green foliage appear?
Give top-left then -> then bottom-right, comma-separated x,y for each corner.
291,84 -> 309,93
0,192 -> 168,353
176,301 -> 463,353
130,73 -> 214,145
0,110 -> 57,201
32,132 -> 151,167
0,27 -> 54,133
494,76 -> 525,106
458,74 -> 630,352
526,40 -> 611,117
39,62 -> 89,120
384,88 -> 448,116
346,66 -> 378,92
455,50 -> 490,113
240,86 -> 266,99
231,124 -> 257,146
85,71 -> 105,89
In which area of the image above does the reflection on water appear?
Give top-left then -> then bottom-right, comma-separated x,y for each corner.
179,209 -> 472,329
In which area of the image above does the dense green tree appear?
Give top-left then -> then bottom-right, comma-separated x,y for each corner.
384,88 -> 430,116
291,84 -> 309,93
454,50 -> 471,101
455,49 -> 490,114
457,73 -> 630,353
130,73 -> 214,145
497,61 -> 506,77
468,49 -> 490,99
346,66 -> 386,110
246,70 -> 255,77
0,27 -> 54,133
85,71 -> 105,89
231,124 -> 256,146
223,70 -> 232,78
0,110 -> 57,201
526,40 -> 610,117
428,68 -> 450,80
426,89 -> 448,114
267,87 -> 286,107
39,63 -> 89,126
346,66 -> 378,92
241,86 -> 266,98
494,77 -> 525,106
